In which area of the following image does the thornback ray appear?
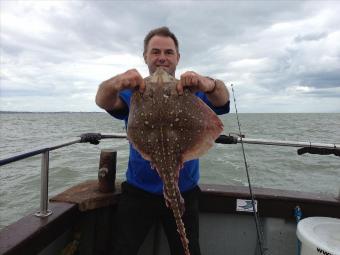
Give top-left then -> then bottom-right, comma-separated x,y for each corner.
127,67 -> 223,255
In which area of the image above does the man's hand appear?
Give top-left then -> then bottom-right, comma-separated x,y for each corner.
114,69 -> 145,93
177,71 -> 215,95
95,69 -> 145,111
176,70 -> 230,107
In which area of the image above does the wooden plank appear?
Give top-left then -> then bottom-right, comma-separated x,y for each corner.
50,180 -> 121,211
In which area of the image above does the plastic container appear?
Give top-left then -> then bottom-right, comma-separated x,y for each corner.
297,217 -> 340,255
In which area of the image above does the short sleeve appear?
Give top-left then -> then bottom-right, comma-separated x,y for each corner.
107,89 -> 132,120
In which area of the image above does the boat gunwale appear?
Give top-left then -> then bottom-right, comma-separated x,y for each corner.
0,183 -> 339,255
199,184 -> 340,219
0,202 -> 79,255
200,183 -> 340,204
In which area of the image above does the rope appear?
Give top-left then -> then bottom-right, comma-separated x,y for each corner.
80,133 -> 102,145
297,147 -> 340,156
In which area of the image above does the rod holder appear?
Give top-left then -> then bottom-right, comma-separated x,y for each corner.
35,151 -> 52,217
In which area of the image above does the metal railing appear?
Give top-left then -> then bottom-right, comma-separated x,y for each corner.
0,132 -> 338,218
217,135 -> 339,149
0,133 -> 127,218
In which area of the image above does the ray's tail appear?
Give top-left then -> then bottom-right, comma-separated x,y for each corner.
164,183 -> 190,255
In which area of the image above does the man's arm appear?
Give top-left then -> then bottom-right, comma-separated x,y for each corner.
177,71 -> 230,107
203,78 -> 229,107
95,69 -> 145,112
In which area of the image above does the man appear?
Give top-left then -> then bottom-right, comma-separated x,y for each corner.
96,26 -> 230,255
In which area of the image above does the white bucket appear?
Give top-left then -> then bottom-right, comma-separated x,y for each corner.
297,217 -> 340,255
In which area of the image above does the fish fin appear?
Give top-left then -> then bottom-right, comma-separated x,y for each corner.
182,97 -> 223,162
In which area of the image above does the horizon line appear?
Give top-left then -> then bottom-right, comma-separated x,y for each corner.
1,111 -> 339,114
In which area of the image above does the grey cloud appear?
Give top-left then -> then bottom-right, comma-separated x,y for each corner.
1,1 -> 340,112
294,32 -> 328,42
77,1 -> 308,59
299,71 -> 340,89
0,1 -> 312,65
305,88 -> 340,98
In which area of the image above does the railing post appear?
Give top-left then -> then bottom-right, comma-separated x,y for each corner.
35,151 -> 52,217
98,149 -> 117,193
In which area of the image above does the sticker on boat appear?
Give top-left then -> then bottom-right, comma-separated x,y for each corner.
236,199 -> 258,212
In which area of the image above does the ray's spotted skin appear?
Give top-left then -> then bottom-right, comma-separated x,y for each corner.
127,68 -> 223,255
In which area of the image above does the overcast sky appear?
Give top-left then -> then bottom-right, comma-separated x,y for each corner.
1,1 -> 340,112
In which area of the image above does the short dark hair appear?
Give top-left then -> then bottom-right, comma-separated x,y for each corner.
143,26 -> 179,55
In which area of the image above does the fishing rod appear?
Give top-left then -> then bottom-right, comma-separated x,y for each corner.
231,84 -> 266,255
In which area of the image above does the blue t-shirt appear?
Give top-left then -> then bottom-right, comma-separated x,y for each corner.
110,89 -> 230,194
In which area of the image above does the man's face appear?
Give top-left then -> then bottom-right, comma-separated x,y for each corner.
144,35 -> 180,76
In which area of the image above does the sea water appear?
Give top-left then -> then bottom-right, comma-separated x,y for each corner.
0,112 -> 339,229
